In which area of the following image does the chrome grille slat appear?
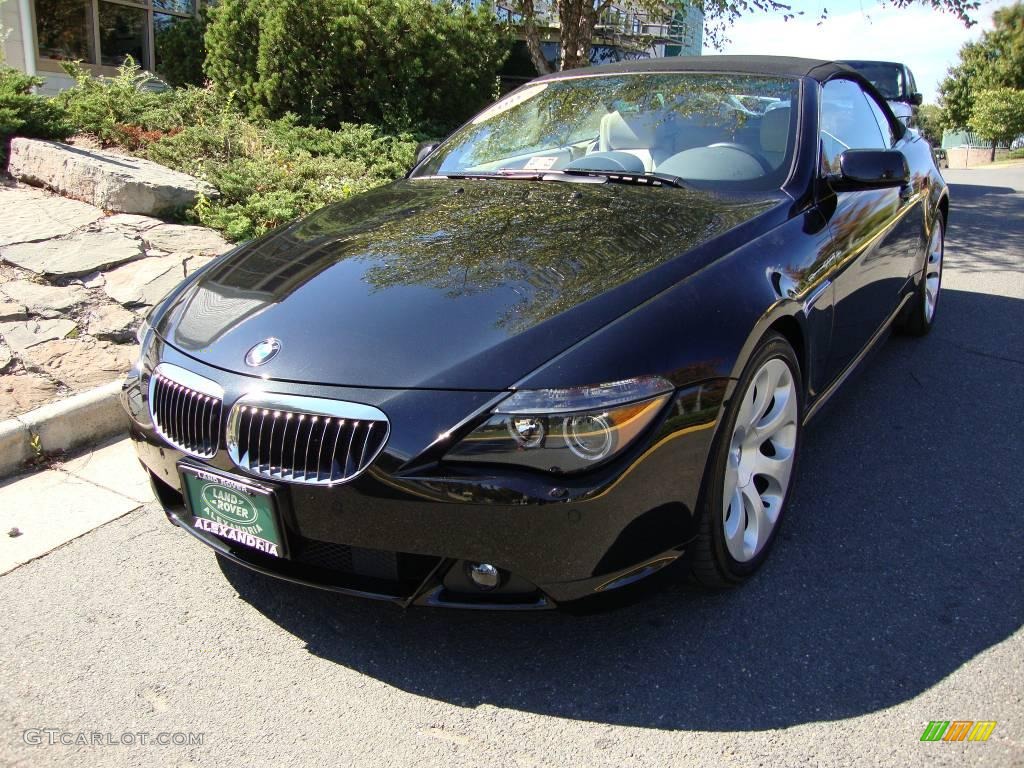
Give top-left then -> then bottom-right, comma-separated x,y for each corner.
148,364 -> 224,459
227,395 -> 389,486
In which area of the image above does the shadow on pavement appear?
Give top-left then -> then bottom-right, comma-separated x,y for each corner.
945,183 -> 1023,274
220,288 -> 1023,732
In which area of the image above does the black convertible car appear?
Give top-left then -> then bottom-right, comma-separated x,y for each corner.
123,56 -> 948,609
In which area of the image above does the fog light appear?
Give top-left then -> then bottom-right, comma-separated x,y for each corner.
466,562 -> 500,591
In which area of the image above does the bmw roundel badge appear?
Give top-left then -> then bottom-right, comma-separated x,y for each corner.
245,338 -> 282,367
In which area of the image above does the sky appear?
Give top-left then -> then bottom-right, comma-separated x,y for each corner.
702,0 -> 1015,103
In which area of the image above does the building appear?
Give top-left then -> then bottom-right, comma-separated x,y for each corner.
2,0 -> 202,94
3,1 -> 702,95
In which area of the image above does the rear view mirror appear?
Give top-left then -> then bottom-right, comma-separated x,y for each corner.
910,93 -> 924,106
832,149 -> 910,190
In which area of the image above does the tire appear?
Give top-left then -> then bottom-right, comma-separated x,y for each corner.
688,332 -> 803,588
897,218 -> 944,336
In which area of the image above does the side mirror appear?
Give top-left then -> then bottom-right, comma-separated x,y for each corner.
832,149 -> 909,190
414,141 -> 439,166
910,92 -> 924,106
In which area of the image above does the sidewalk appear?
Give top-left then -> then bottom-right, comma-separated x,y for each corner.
0,181 -> 231,421
0,438 -> 154,574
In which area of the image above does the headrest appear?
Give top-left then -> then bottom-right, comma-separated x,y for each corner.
600,111 -> 659,151
760,106 -> 791,156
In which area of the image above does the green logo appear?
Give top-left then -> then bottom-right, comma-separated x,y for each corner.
201,484 -> 259,527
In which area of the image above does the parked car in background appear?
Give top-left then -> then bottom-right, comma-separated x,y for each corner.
123,56 -> 949,610
839,60 -> 923,125
932,147 -> 949,169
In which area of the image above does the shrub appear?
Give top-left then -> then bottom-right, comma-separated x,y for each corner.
146,115 -> 418,241
204,0 -> 508,132
54,59 -> 165,144
154,12 -> 209,88
0,67 -> 73,165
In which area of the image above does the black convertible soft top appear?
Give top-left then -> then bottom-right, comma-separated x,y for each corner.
537,55 -> 857,83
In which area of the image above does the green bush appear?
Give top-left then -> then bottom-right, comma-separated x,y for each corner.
154,12 -> 209,88
204,0 -> 508,132
146,114 -> 418,241
54,59 -> 166,144
55,59 -> 236,147
0,67 -> 73,166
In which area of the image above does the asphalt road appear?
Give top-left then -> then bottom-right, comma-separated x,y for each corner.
1,165 -> 1022,768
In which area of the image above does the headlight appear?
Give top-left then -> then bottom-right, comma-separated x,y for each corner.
445,376 -> 673,474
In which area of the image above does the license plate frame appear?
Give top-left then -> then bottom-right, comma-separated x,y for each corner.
178,463 -> 289,559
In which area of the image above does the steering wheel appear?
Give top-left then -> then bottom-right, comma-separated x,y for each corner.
707,142 -> 773,174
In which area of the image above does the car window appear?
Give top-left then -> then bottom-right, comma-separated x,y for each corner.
839,61 -> 906,100
864,91 -> 896,147
820,79 -> 887,173
414,73 -> 800,191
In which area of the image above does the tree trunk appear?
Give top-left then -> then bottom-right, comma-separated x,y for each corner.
561,0 -> 608,71
991,139 -> 997,162
520,0 -> 553,75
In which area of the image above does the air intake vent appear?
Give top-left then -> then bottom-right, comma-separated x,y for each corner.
148,364 -> 224,459
227,394 -> 389,485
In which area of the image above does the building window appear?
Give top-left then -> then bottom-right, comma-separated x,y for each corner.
33,0 -> 197,76
36,0 -> 96,63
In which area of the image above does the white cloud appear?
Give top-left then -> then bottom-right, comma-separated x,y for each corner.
703,1 -> 1012,102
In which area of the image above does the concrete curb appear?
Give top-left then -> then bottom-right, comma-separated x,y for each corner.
0,380 -> 127,481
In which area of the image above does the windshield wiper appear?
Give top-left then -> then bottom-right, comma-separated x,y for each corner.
440,170 -> 549,181
559,168 -> 691,189
434,169 -> 691,189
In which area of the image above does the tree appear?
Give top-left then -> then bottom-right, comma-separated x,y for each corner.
915,103 -> 945,146
969,87 -> 1024,160
508,0 -> 982,76
205,0 -> 509,132
939,3 -> 1024,131
154,12 -> 209,88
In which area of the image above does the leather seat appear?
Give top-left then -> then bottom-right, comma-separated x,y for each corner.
759,106 -> 791,169
598,112 -> 662,172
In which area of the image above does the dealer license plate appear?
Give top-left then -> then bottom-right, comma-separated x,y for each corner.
179,465 -> 285,558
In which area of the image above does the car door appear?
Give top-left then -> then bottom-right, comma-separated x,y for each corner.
818,78 -> 915,381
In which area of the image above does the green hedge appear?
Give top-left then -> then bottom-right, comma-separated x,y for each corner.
204,0 -> 508,132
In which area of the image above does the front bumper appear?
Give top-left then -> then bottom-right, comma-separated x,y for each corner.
124,341 -> 726,608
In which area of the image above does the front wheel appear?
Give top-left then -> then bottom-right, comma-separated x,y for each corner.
688,332 -> 803,588
897,218 -> 944,336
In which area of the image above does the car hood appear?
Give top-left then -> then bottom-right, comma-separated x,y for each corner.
156,179 -> 781,390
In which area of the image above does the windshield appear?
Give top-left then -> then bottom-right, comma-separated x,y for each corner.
412,73 -> 801,191
840,61 -> 907,101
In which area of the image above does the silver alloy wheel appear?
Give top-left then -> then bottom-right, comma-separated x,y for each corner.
924,221 -> 944,323
722,358 -> 799,563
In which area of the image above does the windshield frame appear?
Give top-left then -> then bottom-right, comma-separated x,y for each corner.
410,70 -> 805,194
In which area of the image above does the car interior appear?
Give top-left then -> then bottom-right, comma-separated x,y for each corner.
469,99 -> 793,183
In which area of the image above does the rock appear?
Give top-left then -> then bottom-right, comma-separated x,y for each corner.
2,230 -> 144,278
100,214 -> 163,233
143,224 -> 232,257
0,343 -> 12,372
0,319 -> 78,353
0,280 -> 89,318
8,138 -> 217,216
103,255 -> 187,307
0,184 -> 104,247
0,373 -> 61,420
21,338 -> 134,390
184,253 -> 217,274
0,303 -> 27,322
87,305 -> 137,342
76,272 -> 106,289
